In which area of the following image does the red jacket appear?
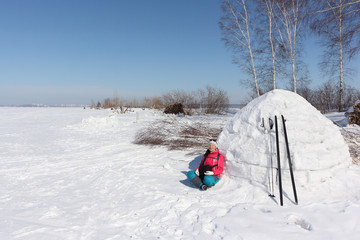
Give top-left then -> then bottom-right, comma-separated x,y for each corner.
196,148 -> 224,177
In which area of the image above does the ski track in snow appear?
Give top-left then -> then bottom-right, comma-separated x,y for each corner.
0,107 -> 360,239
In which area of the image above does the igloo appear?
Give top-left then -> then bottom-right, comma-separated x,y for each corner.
217,89 -> 351,186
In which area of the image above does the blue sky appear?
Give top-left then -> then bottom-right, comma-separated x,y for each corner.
0,0 -> 358,105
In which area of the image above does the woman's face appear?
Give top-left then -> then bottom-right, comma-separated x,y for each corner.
209,143 -> 216,152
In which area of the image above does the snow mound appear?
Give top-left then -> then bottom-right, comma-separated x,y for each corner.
217,89 -> 351,185
81,115 -> 122,127
69,115 -> 129,132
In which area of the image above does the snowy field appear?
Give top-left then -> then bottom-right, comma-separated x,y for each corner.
1,104 -> 360,239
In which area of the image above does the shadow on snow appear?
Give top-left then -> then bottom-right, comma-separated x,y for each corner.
179,154 -> 203,189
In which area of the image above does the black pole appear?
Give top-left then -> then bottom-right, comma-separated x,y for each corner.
281,115 -> 298,205
275,116 -> 283,206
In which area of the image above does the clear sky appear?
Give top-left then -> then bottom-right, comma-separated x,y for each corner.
0,0 -> 359,105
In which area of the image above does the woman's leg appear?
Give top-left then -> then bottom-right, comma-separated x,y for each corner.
203,175 -> 220,187
187,171 -> 203,188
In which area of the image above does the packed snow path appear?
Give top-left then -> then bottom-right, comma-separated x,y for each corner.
1,107 -> 360,239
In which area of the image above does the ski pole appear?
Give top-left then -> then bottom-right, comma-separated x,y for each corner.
268,118 -> 275,198
275,116 -> 283,206
260,118 -> 271,195
281,115 -> 298,205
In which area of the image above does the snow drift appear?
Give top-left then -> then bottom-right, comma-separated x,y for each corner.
217,89 -> 351,186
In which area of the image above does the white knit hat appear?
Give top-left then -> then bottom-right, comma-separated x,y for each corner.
209,140 -> 217,147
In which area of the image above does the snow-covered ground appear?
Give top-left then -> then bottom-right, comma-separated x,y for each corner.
1,100 -> 360,239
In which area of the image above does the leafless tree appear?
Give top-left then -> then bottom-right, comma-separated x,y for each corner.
103,98 -> 111,109
140,96 -> 163,109
343,86 -> 360,106
256,0 -> 278,90
296,65 -> 312,101
273,0 -> 309,93
153,97 -> 164,109
310,81 -> 337,112
198,85 -> 229,114
308,80 -> 360,112
131,98 -> 139,108
142,97 -> 152,108
220,0 -> 260,96
309,0 -> 360,111
90,99 -> 96,109
112,92 -> 120,109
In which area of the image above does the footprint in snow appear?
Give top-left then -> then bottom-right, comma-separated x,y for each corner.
287,215 -> 312,231
254,206 -> 272,213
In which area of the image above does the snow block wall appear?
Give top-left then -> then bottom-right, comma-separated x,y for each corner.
217,89 -> 351,186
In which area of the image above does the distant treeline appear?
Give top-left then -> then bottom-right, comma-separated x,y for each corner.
298,81 -> 360,113
90,85 -> 230,115
91,83 -> 360,114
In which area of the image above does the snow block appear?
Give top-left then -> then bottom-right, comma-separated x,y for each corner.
217,89 -> 351,185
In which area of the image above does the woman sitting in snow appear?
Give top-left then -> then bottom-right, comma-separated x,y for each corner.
187,140 -> 224,190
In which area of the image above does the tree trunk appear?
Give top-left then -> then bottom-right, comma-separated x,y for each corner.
267,0 -> 276,90
249,47 -> 260,96
242,0 -> 260,96
291,0 -> 298,93
291,55 -> 297,93
339,0 -> 344,112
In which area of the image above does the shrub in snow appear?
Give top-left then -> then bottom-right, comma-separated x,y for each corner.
134,116 -> 222,153
217,89 -> 352,186
164,103 -> 186,116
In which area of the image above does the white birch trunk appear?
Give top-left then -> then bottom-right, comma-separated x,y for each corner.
242,0 -> 260,96
265,0 -> 277,90
339,0 -> 344,111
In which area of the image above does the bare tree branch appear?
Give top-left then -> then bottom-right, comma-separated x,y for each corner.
220,0 -> 260,96
309,0 -> 360,111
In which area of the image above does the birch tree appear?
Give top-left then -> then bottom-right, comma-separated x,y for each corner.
273,0 -> 309,94
310,0 -> 360,111
256,0 -> 279,90
220,0 -> 260,96
265,0 -> 277,90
